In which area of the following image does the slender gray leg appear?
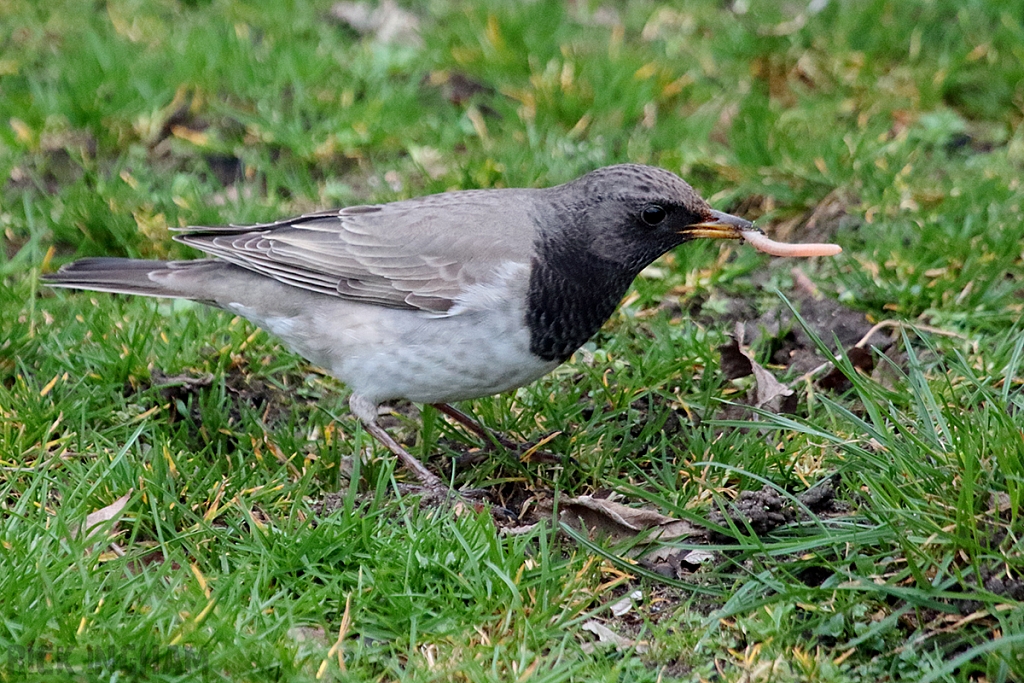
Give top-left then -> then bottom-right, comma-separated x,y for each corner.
432,402 -> 564,465
431,403 -> 513,449
348,397 -> 517,517
349,394 -> 446,490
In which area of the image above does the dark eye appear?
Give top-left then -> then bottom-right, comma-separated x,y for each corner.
640,205 -> 667,226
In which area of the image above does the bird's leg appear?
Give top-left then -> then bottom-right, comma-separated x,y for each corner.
431,403 -> 564,465
431,403 -> 514,450
349,394 -> 446,491
348,396 -> 505,514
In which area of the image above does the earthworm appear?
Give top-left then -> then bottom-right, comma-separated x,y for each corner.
740,230 -> 842,257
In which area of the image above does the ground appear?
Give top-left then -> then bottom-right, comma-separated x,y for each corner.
1,1 -> 1023,681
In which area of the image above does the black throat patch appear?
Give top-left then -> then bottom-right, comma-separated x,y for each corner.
524,246 -> 637,363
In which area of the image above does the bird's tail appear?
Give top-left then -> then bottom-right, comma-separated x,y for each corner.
41,257 -> 217,299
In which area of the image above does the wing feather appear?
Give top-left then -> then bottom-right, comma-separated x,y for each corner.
174,189 -> 541,313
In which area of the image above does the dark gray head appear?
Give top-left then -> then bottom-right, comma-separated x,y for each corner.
550,163 -> 751,275
527,164 -> 753,362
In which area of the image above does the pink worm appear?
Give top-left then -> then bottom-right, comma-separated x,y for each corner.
740,230 -> 842,257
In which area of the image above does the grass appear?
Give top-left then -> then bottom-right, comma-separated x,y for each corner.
2,0 -> 1023,680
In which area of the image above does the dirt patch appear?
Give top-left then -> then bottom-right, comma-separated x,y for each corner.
707,485 -> 795,538
700,281 -> 907,432
422,70 -> 502,117
123,361 -> 309,460
6,127 -> 97,196
147,363 -> 291,427
720,289 -> 888,374
706,479 -> 841,538
634,479 -> 843,580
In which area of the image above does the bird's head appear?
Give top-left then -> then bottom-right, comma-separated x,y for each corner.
560,164 -> 752,274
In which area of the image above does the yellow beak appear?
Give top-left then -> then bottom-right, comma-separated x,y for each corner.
682,210 -> 757,240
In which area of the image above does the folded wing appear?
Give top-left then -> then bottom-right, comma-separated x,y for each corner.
175,189 -> 538,314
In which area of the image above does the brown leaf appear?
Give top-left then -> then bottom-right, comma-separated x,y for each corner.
557,495 -> 700,545
721,337 -> 796,413
74,490 -> 132,542
750,359 -> 796,412
580,620 -> 646,653
423,71 -> 496,107
609,590 -> 643,617
640,546 -> 717,579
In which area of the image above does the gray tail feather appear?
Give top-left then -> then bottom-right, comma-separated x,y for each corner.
42,257 -> 190,298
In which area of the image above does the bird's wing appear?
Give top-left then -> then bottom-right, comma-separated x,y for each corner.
174,189 -> 540,314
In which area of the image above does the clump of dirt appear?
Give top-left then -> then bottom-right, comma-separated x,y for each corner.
706,479 -> 841,539
707,486 -> 795,538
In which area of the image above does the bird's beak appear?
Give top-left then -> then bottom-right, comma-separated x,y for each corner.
681,210 -> 757,240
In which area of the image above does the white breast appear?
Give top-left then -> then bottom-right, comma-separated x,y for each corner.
230,261 -> 560,405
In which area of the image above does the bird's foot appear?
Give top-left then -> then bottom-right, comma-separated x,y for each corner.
351,395 -> 514,518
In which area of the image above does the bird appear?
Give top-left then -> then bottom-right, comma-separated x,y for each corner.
42,164 -> 809,493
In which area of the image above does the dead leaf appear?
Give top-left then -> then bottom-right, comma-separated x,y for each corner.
125,548 -> 180,574
423,70 -> 497,108
580,620 -> 647,653
750,358 -> 796,412
557,495 -> 700,546
682,549 -> 715,565
609,590 -> 643,617
991,491 -> 1013,517
719,337 -> 796,413
719,338 -> 754,379
74,490 -> 132,543
640,546 -> 716,580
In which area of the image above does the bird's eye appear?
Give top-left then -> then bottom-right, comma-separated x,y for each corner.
640,205 -> 667,226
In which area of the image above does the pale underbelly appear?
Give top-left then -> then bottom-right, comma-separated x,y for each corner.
229,295 -> 560,405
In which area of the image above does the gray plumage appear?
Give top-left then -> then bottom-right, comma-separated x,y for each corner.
43,164 -> 752,490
